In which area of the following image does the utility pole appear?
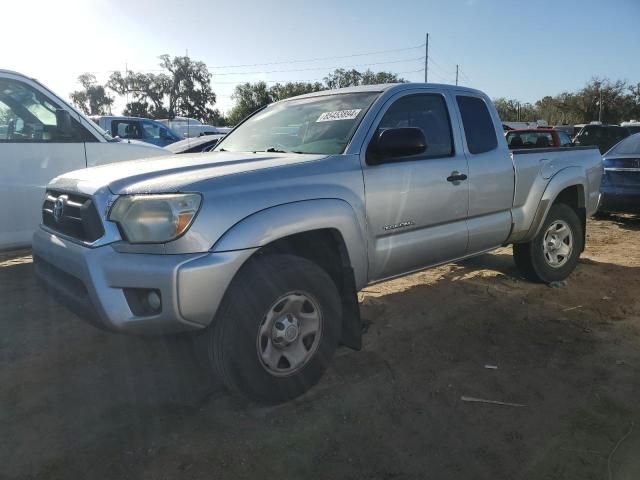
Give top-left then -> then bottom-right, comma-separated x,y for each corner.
424,33 -> 429,83
125,62 -> 129,107
598,89 -> 603,123
455,64 -> 459,86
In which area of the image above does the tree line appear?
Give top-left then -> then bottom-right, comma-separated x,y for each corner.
494,78 -> 640,125
70,55 -> 405,126
71,54 -> 640,127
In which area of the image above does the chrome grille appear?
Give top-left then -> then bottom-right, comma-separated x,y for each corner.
42,190 -> 105,242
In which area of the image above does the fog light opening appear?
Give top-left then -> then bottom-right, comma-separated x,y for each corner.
123,288 -> 162,316
146,291 -> 162,313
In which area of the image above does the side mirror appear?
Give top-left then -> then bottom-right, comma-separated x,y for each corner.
367,127 -> 427,165
55,109 -> 74,137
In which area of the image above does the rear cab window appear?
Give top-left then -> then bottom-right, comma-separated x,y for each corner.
506,131 -> 554,148
456,95 -> 498,154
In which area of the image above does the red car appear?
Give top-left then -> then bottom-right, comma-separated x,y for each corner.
505,128 -> 574,149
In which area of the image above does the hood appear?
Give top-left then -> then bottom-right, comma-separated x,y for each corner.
49,151 -> 328,195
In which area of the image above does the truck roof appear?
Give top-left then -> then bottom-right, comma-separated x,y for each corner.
0,69 -> 33,79
279,82 -> 485,102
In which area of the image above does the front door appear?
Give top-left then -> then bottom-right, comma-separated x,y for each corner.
0,75 -> 88,249
362,91 -> 469,282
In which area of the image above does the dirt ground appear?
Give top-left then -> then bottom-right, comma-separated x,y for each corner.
1,215 -> 639,480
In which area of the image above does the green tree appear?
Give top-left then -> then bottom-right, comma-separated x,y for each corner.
323,68 -> 406,89
269,81 -> 324,102
226,81 -> 272,125
106,55 -> 218,120
226,70 -> 407,125
70,73 -> 113,115
360,69 -> 407,85
107,71 -> 170,118
158,54 -> 216,120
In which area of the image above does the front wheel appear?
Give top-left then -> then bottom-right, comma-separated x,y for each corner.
513,203 -> 583,283
205,254 -> 342,404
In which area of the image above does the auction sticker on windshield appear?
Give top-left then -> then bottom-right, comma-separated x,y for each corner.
316,109 -> 362,122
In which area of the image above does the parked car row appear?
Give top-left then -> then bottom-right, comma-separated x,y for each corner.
505,124 -> 633,154
90,116 -> 182,147
158,117 -> 231,138
505,128 -> 573,149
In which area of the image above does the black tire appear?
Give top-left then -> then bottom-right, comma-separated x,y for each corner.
205,254 -> 342,404
513,203 -> 583,283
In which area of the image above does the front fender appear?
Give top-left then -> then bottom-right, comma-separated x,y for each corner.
211,199 -> 368,288
523,166 -> 587,241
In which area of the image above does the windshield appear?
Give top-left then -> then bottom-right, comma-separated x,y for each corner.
215,92 -> 380,154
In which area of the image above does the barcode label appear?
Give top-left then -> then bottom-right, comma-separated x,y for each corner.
316,109 -> 362,122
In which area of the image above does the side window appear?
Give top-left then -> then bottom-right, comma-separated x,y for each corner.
558,132 -> 572,146
378,94 -> 453,158
142,120 -> 160,140
112,120 -> 143,139
456,95 -> 498,154
0,78 -> 89,142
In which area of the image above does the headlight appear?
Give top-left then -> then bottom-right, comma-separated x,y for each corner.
109,193 -> 202,243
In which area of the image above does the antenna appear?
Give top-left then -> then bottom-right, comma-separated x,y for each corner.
424,33 -> 429,83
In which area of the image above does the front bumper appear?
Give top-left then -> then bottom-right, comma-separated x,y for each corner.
32,229 -> 256,334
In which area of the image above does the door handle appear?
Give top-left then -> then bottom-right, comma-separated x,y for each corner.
447,171 -> 468,183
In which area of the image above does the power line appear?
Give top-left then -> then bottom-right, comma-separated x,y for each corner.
206,43 -> 426,69
77,43 -> 426,76
207,56 -> 426,76
426,57 -> 454,81
209,68 -> 426,86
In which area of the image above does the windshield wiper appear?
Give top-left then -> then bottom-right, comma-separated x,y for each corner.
252,147 -> 288,153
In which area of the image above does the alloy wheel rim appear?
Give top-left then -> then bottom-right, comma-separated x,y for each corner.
542,220 -> 573,268
256,292 -> 323,377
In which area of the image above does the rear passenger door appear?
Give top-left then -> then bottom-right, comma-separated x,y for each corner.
454,94 -> 514,254
362,90 -> 469,281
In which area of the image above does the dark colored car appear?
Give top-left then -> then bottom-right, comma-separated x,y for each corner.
574,124 -> 630,154
505,128 -> 573,149
599,133 -> 640,213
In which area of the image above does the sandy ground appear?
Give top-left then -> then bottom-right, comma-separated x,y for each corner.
1,214 -> 639,480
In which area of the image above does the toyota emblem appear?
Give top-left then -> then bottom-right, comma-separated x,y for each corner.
53,196 -> 67,223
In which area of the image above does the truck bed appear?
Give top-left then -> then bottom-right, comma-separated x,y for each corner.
508,146 -> 602,243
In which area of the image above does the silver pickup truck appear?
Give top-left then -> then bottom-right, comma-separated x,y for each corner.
33,83 -> 602,403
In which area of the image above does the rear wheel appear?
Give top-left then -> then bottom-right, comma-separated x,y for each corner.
513,203 -> 583,283
205,254 -> 342,404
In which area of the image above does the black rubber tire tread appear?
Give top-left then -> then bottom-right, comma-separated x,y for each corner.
207,253 -> 342,404
513,203 -> 584,283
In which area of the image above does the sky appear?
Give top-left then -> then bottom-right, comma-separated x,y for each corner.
4,0 -> 640,114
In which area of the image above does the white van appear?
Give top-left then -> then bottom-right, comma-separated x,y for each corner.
0,70 -> 172,250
